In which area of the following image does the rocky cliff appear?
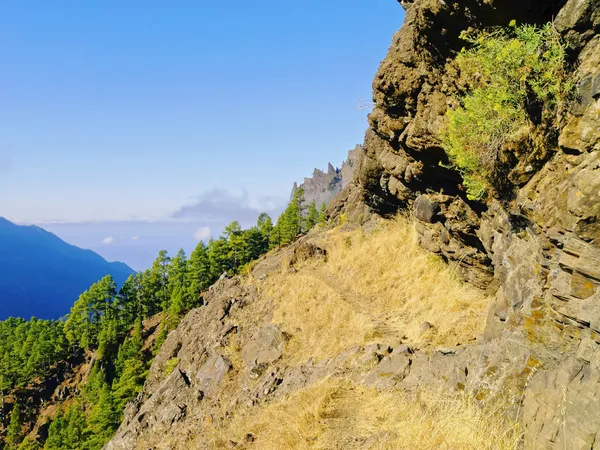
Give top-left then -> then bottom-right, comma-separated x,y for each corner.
345,0 -> 600,447
290,146 -> 360,208
106,0 -> 600,448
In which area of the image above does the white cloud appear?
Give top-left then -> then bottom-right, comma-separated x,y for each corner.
131,236 -> 140,241
101,236 -> 114,245
172,187 -> 286,224
193,226 -> 211,241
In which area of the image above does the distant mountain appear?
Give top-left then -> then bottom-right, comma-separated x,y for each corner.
0,217 -> 134,320
290,145 -> 360,208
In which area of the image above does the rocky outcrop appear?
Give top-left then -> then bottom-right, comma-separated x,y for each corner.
345,0 -> 600,447
290,146 -> 360,208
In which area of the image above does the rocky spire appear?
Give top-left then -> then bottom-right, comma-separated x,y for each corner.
289,146 -> 360,208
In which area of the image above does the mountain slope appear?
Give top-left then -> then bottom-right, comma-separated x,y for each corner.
0,217 -> 134,319
106,217 -> 521,449
107,0 -> 600,448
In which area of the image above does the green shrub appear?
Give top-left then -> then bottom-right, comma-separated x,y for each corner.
442,22 -> 571,200
164,357 -> 179,377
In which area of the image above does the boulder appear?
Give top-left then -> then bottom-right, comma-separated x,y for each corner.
242,325 -> 287,376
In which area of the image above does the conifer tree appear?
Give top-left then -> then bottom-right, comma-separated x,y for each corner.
269,222 -> 282,250
306,201 -> 319,230
166,249 -> 187,314
319,202 -> 327,224
116,274 -> 141,328
257,213 -> 273,252
277,187 -> 305,244
244,226 -> 264,263
224,221 -> 248,271
6,401 -> 23,449
143,251 -> 170,316
186,241 -> 211,304
87,384 -> 120,447
207,238 -> 230,280
44,407 -> 67,450
16,437 -> 40,450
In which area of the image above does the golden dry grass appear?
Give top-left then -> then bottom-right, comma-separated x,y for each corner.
262,216 -> 489,364
225,377 -> 521,450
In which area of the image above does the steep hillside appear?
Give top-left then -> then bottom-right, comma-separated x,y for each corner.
0,314 -> 163,449
104,0 -> 600,448
0,218 -> 133,319
107,217 -> 521,449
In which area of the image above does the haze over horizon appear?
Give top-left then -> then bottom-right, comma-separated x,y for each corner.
0,0 -> 404,269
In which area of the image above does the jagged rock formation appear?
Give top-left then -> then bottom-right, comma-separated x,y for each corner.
290,146 -> 360,208
106,0 -> 600,448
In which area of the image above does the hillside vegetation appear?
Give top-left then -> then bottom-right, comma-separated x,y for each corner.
442,22 -> 571,199
191,217 -> 517,449
5,0 -> 600,445
0,190 -> 313,450
265,216 -> 488,364
226,378 -> 521,450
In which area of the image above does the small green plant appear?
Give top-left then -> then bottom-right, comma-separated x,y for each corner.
344,236 -> 352,248
164,357 -> 179,377
442,21 -> 571,200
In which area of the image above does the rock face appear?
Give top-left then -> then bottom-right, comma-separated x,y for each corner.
346,0 -> 600,447
106,0 -> 600,448
290,146 -> 360,208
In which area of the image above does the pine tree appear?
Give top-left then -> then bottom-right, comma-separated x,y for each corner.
143,251 -> 170,316
257,213 -> 273,252
166,249 -> 187,313
63,404 -> 89,448
112,357 -> 147,410
306,201 -> 319,230
269,221 -> 282,249
319,202 -> 327,224
207,238 -> 230,280
6,401 -> 23,449
64,290 -> 93,351
87,384 -> 120,447
16,437 -> 40,450
44,407 -> 67,450
244,227 -> 264,262
186,242 -> 211,305
224,221 -> 247,271
116,274 -> 141,328
97,314 -> 119,362
278,187 -> 305,245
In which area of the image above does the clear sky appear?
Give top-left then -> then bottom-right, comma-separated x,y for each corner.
0,0 -> 404,269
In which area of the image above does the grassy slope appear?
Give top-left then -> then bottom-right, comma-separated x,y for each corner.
267,216 -> 488,363
206,217 -> 521,449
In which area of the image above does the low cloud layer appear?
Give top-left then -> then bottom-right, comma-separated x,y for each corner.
35,188 -> 288,270
171,188 -> 286,226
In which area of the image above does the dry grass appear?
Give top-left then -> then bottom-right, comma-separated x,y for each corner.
262,216 -> 489,364
225,377 -> 522,450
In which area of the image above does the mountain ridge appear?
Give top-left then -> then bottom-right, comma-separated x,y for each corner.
290,145 -> 360,209
0,217 -> 134,320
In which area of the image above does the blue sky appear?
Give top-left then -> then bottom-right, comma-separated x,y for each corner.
0,0 -> 404,269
